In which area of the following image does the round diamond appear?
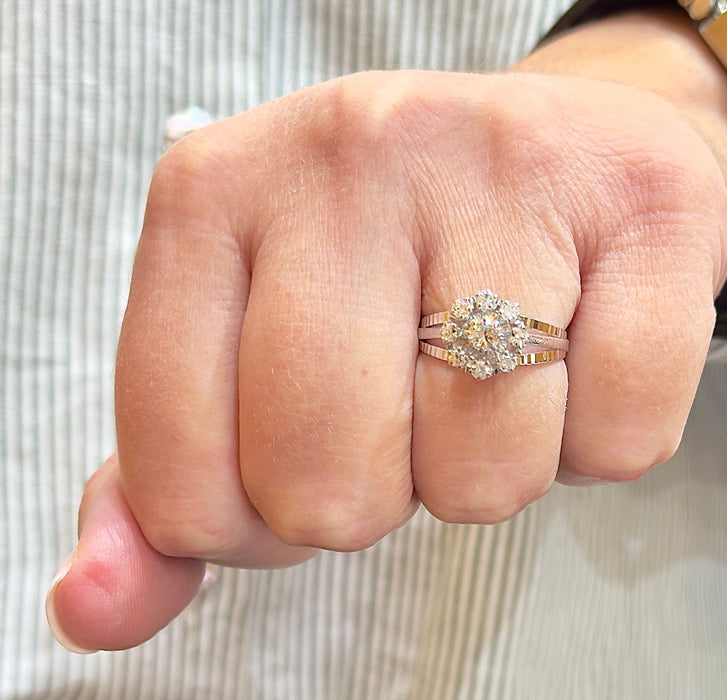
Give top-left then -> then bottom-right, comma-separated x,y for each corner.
482,313 -> 510,351
440,290 -> 526,380
441,319 -> 461,344
498,299 -> 520,322
447,351 -> 464,368
451,298 -> 474,320
470,361 -> 495,381
510,325 -> 528,349
474,289 -> 498,311
497,354 -> 517,373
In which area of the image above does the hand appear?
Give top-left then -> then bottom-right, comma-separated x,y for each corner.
46,15 -> 727,653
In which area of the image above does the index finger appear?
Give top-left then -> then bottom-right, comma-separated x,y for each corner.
115,113 -> 315,567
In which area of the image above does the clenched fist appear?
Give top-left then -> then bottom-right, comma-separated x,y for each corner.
47,12 -> 727,653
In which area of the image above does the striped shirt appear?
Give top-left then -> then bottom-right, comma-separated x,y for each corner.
1,1 -> 726,698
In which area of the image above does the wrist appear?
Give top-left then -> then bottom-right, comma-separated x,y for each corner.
515,10 -> 727,175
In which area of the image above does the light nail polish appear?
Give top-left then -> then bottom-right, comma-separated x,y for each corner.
45,553 -> 97,654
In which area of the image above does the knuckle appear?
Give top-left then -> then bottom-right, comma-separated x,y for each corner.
146,131 -> 236,229
426,497 -> 521,526
579,462 -> 648,484
136,509 -> 226,560
572,463 -> 648,484
583,117 -> 722,253
266,497 -> 396,552
300,71 -> 441,171
153,132 -> 220,193
421,464 -> 555,525
139,518 -> 193,558
615,164 -> 709,251
568,437 -> 680,483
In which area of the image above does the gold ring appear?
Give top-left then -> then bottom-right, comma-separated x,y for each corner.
418,289 -> 568,380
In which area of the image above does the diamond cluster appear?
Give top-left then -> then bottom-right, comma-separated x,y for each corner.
441,289 -> 528,380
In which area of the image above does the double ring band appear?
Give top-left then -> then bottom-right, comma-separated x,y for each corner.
418,289 -> 568,380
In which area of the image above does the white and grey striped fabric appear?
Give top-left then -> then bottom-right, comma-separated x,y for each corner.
2,1 -> 726,698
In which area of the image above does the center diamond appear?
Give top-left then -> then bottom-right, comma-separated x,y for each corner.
441,289 -> 526,380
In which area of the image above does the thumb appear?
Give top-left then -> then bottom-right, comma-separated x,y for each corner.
45,454 -> 206,652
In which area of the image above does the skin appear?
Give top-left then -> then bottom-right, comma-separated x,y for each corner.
46,11 -> 727,652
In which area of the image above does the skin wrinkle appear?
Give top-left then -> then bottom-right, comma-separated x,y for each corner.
252,378 -> 412,477
520,16 -> 727,287
507,84 -> 704,255
400,81 -> 580,321
395,80 -> 566,286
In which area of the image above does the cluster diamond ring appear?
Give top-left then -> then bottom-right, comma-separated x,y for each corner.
418,289 -> 569,380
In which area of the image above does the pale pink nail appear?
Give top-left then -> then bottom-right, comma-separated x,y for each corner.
45,552 -> 97,654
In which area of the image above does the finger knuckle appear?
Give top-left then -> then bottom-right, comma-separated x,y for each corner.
584,120 -> 723,256
266,498 -> 394,552
301,71 -> 441,171
421,465 -> 554,525
140,518 -> 195,558
426,497 -> 520,526
137,511 -> 224,560
147,132 -> 235,228
570,437 -> 680,483
154,132 -> 219,192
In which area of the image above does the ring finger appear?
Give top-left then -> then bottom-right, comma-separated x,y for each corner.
413,214 -> 578,523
